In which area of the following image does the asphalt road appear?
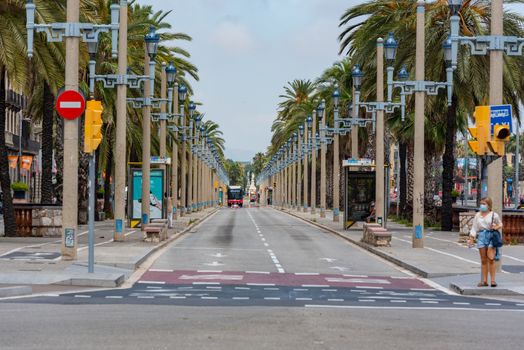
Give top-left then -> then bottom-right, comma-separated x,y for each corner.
2,207 -> 524,349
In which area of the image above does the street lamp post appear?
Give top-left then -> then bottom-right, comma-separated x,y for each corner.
318,101 -> 327,218
297,126 -> 303,212
126,26 -> 160,229
332,86 -> 340,222
178,84 -> 188,215
26,0 -> 120,259
303,118 -> 310,212
385,5 -> 453,247
310,112 -> 317,215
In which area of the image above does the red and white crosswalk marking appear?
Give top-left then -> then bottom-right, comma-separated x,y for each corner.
139,269 -> 434,290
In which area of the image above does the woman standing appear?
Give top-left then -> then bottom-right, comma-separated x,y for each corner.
468,197 -> 503,287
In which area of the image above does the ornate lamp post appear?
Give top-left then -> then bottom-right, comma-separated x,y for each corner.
26,0 -> 120,259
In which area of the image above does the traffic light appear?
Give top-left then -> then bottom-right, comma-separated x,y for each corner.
488,123 -> 511,156
468,106 -> 490,155
84,100 -> 104,153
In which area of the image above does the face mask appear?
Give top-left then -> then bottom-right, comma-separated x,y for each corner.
480,204 -> 488,212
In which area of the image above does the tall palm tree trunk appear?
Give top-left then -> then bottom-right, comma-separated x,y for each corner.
441,96 -> 457,231
0,67 -> 17,236
40,82 -> 54,204
104,142 -> 113,216
399,141 -> 407,215
53,112 -> 64,203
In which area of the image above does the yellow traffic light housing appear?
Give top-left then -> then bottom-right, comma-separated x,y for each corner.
468,106 -> 490,155
84,100 -> 104,153
488,124 -> 511,156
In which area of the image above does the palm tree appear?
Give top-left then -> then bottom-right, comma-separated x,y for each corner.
338,0 -> 524,227
0,0 -> 64,235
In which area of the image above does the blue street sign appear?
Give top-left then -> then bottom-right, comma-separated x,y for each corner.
490,105 -> 513,134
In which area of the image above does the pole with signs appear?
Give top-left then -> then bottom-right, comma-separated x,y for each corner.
84,100 -> 104,273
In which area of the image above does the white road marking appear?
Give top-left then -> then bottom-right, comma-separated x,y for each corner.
295,272 -> 320,276
138,281 -> 166,285
149,269 -> 173,272
358,299 -> 375,302
516,304 -> 524,306
234,287 -> 250,290
485,303 -> 502,306
146,286 -> 162,289
247,283 -> 275,286
421,301 -> 439,304
320,258 -> 336,263
137,296 -> 154,299
293,288 -> 309,291
328,299 -> 344,302
264,243 -> 269,247
232,297 -> 250,300
302,285 -> 330,288
192,282 -> 221,285
296,297 -> 313,301
181,274 -> 242,281
453,302 -> 470,305
197,270 -> 223,273
105,296 -> 123,299
201,296 -> 218,300
74,295 -> 91,298
263,287 -> 279,291
264,297 -> 281,300
355,286 -> 383,289
306,305 -> 524,312
390,300 -> 407,303
326,278 -> 390,284
410,288 -> 436,291
245,271 -> 270,274
206,286 -> 222,290
170,296 -> 186,299
343,274 -> 368,278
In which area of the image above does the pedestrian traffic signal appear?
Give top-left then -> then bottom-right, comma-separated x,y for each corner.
488,124 -> 511,156
84,100 -> 104,153
468,106 -> 490,155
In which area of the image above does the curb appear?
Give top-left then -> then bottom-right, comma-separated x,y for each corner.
0,286 -> 33,298
278,208 -> 432,278
450,283 -> 521,296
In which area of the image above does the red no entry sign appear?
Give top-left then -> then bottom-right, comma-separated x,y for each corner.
56,90 -> 86,120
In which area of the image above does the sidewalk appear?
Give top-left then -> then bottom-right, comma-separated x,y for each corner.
277,206 -> 524,296
0,208 -> 217,296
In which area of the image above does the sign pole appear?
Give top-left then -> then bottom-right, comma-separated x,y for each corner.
88,152 -> 96,273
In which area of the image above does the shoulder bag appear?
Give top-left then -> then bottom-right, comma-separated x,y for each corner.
490,213 -> 504,248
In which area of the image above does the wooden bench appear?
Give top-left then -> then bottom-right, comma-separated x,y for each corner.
362,223 -> 392,247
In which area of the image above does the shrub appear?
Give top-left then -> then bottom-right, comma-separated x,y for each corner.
11,181 -> 29,192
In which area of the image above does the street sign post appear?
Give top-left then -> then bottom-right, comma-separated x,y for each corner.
55,90 -> 86,120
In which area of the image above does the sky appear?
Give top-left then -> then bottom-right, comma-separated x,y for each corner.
139,1 -> 524,161
137,0 -> 359,161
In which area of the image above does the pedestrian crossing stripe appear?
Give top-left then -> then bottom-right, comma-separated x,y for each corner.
130,220 -> 141,228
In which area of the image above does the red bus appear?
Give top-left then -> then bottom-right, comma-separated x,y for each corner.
227,186 -> 244,207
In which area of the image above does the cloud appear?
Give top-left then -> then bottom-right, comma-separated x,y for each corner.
210,20 -> 256,54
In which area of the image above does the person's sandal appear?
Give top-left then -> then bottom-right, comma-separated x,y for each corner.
477,282 -> 488,287
491,282 -> 497,287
